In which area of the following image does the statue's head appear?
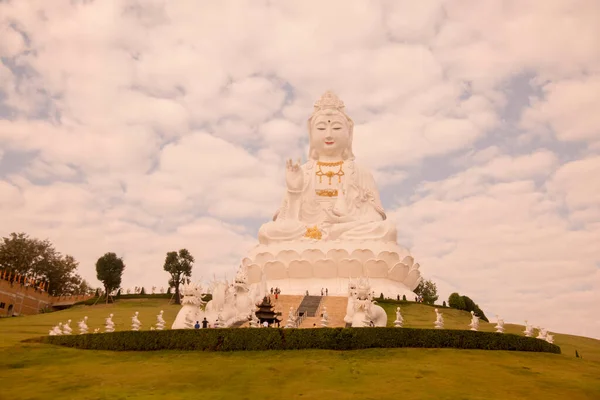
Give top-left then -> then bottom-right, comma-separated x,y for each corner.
308,91 -> 355,161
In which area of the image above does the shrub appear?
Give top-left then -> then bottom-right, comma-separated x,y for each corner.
443,301 -> 446,307
40,327 -> 561,355
379,293 -> 384,300
402,295 -> 407,301
448,293 -> 488,322
116,289 -> 121,298
448,292 -> 465,309
140,287 -> 146,295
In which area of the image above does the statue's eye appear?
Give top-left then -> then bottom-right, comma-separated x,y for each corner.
317,127 -> 326,130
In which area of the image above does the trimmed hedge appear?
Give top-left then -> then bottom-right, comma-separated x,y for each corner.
38,327 -> 561,354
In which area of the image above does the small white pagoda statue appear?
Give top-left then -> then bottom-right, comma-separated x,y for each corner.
62,319 -> 73,335
468,311 -> 480,331
238,91 -> 422,298
393,306 -> 404,328
494,315 -> 505,333
105,314 -> 115,333
320,306 -> 329,327
434,308 -> 444,329
285,307 -> 296,328
155,310 -> 166,331
131,312 -> 142,331
536,327 -> 547,340
78,317 -> 89,334
49,323 -> 63,336
546,333 -> 554,344
214,314 -> 224,329
523,321 -> 534,337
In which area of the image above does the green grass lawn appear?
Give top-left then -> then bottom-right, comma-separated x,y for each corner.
1,298 -> 599,400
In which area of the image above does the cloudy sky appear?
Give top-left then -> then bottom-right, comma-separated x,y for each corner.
1,0 -> 599,339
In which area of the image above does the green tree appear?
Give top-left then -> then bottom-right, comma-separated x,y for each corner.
140,287 -> 146,295
95,252 -> 126,304
448,292 -> 466,309
414,278 -> 439,305
163,249 -> 194,305
0,232 -> 85,296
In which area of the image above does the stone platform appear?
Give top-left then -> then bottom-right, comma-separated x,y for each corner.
242,241 -> 421,298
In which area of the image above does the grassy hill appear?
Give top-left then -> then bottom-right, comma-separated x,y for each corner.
1,298 -> 599,400
377,301 -> 600,362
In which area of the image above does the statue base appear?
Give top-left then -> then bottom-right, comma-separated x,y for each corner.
242,240 -> 422,296
249,277 -> 416,298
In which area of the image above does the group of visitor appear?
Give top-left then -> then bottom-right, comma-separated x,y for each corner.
270,287 -> 281,300
194,318 -> 210,329
320,288 -> 329,296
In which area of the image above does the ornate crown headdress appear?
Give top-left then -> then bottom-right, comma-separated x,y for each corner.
308,91 -> 355,161
313,91 -> 346,113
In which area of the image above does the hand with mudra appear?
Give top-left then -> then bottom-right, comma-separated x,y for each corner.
285,158 -> 303,193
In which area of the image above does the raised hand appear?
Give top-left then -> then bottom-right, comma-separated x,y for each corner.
285,158 -> 303,193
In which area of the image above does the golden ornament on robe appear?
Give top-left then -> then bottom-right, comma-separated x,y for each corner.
315,189 -> 338,197
316,161 -> 344,185
304,225 -> 322,240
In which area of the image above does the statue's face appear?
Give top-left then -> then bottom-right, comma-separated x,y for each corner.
311,111 -> 350,158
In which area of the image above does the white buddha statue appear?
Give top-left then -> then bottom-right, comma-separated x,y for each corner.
243,91 -> 421,297
258,91 -> 396,244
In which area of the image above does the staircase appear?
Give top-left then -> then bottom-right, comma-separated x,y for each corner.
297,295 -> 323,318
316,296 -> 349,328
230,320 -> 247,328
229,295 -> 352,329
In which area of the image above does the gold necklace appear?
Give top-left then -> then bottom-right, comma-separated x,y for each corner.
316,160 -> 344,185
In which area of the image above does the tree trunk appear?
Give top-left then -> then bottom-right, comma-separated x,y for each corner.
174,275 -> 181,305
105,285 -> 109,304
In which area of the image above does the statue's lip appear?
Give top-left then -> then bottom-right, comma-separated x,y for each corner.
325,141 -> 335,145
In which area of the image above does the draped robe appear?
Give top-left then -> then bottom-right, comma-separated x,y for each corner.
258,160 -> 397,244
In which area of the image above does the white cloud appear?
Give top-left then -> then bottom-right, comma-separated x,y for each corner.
391,152 -> 600,338
521,76 -> 600,144
546,156 -> 600,219
0,0 -> 599,339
